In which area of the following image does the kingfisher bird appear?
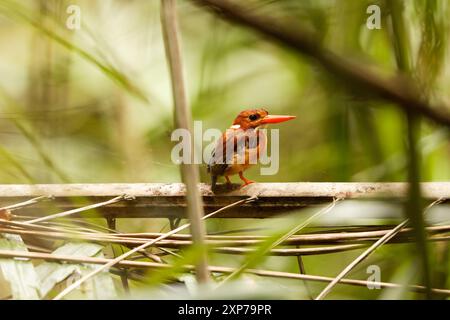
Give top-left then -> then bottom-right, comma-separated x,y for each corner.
207,109 -> 296,190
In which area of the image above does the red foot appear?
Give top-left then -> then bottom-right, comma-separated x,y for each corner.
238,172 -> 255,189
239,181 -> 255,189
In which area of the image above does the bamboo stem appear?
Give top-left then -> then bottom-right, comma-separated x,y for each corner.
0,183 -> 447,219
160,0 -> 209,283
390,1 -> 431,298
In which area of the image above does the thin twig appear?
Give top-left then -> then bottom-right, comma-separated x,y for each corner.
214,244 -> 366,256
24,195 -> 129,224
2,225 -> 448,254
115,224 -> 450,241
0,195 -> 53,212
1,220 -> 449,248
0,219 -> 94,234
52,196 -> 257,300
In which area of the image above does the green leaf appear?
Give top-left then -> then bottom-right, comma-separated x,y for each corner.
36,243 -> 117,299
0,234 -> 40,299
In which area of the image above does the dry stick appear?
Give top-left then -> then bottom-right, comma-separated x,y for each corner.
8,216 -> 450,243
0,219 -> 101,234
0,182 -> 447,199
2,225 -> 448,255
24,195 -> 129,224
0,225 -> 370,255
0,248 -> 448,296
161,0 -> 209,283
191,0 -> 450,128
315,198 -> 445,300
12,214 -> 115,234
1,183 -> 448,219
2,220 -> 450,248
52,196 -> 257,300
0,195 -> 53,212
1,221 -> 166,264
158,247 -> 183,259
37,218 -> 117,233
2,225 -> 449,252
115,224 -> 450,242
0,226 -> 185,263
214,244 -> 366,256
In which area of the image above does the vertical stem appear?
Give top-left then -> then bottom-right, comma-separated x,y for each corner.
389,0 -> 431,298
405,111 -> 430,298
106,217 -> 129,293
160,0 -> 209,283
296,251 -> 313,299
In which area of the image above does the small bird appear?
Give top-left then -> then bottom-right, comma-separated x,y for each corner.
207,108 -> 296,190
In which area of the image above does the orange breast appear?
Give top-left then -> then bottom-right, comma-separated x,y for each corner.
222,129 -> 267,176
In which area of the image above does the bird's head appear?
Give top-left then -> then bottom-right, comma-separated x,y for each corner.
232,108 -> 296,129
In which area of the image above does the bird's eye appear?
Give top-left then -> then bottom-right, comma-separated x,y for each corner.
249,114 -> 259,121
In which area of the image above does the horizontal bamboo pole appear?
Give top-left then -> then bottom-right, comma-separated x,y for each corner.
0,183 -> 448,218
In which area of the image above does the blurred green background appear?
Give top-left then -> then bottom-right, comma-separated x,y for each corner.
0,0 -> 448,185
0,0 -> 449,300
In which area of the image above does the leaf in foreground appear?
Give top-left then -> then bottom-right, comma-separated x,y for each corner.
0,234 -> 40,299
36,242 -> 117,299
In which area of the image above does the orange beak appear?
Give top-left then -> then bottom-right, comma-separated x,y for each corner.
260,115 -> 296,124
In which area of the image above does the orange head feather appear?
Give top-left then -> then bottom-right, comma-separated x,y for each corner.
232,109 -> 295,129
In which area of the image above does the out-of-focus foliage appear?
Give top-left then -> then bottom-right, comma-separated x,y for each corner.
0,0 -> 449,184
0,0 -> 449,300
